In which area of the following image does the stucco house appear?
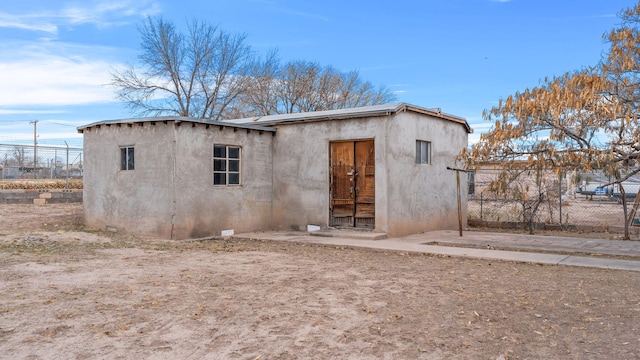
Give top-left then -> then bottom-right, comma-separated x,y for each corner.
78,103 -> 471,239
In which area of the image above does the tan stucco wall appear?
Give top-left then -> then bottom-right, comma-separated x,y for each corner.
83,123 -> 176,237
83,122 -> 273,239
270,112 -> 468,236
381,111 -> 468,236
172,125 -> 273,239
83,111 -> 467,239
269,116 -> 378,231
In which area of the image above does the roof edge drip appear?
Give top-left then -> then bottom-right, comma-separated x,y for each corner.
77,117 -> 277,134
221,102 -> 472,133
77,103 -> 472,134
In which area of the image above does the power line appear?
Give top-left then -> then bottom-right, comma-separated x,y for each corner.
0,119 -> 38,123
46,121 -> 80,127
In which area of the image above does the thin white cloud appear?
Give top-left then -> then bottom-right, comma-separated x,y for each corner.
0,41 -> 125,107
0,131 -> 83,141
0,13 -> 58,32
468,133 -> 482,146
0,109 -> 67,115
0,0 -> 161,34
468,121 -> 493,129
0,1 -> 156,109
37,132 -> 84,140
62,0 -> 162,28
0,59 -> 115,107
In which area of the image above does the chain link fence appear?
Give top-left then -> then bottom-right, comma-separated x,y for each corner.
0,141 -> 83,180
1,135 -> 638,231
468,167 -> 640,230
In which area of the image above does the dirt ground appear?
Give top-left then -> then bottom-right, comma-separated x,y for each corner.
468,197 -> 630,229
1,204 -> 640,359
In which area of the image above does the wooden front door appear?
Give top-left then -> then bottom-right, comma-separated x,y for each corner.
330,140 -> 375,228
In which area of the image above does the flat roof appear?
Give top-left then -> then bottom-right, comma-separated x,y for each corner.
222,103 -> 472,133
78,103 -> 472,134
77,116 -> 277,133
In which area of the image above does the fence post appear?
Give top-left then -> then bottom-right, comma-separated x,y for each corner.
480,192 -> 483,221
64,141 -> 69,189
31,120 -> 37,179
559,172 -> 563,229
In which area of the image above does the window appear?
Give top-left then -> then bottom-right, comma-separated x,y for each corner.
468,171 -> 475,198
416,140 -> 431,164
120,146 -> 135,170
213,145 -> 241,185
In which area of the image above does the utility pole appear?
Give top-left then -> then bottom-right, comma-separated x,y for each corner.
30,120 -> 38,179
447,166 -> 469,237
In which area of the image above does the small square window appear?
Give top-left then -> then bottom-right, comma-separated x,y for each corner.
213,172 -> 226,185
120,146 -> 135,170
416,140 -> 431,165
214,145 -> 226,158
213,159 -> 226,171
213,145 -> 241,186
228,159 -> 240,172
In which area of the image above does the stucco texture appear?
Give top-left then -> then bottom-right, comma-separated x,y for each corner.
270,111 -> 468,237
82,108 -> 468,239
83,122 -> 273,239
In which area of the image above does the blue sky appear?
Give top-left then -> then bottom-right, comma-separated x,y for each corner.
0,0 -> 636,146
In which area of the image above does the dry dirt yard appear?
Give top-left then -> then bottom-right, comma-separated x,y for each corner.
1,204 -> 640,359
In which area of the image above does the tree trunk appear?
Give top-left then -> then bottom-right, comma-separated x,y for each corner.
620,183 -> 630,240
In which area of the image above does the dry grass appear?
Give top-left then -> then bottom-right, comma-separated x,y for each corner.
0,179 -> 83,190
469,197 -> 626,227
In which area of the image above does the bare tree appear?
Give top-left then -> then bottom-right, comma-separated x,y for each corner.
11,146 -> 25,168
112,17 -> 397,120
111,17 -> 255,120
236,60 -> 397,116
222,49 -> 281,119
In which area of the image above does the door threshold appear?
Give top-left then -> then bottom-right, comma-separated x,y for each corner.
309,228 -> 387,240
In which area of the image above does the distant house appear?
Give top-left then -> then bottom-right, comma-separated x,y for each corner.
78,103 -> 472,239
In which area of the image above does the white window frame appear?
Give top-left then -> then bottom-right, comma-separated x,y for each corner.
213,145 -> 241,186
416,140 -> 431,165
120,146 -> 135,171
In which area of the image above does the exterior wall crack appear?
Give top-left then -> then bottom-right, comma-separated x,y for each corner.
170,135 -> 177,240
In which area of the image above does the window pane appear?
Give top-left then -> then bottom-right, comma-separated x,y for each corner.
214,159 -> 226,171
214,145 -> 226,158
416,141 -> 430,164
214,172 -> 226,185
228,159 -> 239,172
121,148 -> 127,170
426,142 -> 430,164
228,147 -> 240,158
128,147 -> 135,170
228,173 -> 240,185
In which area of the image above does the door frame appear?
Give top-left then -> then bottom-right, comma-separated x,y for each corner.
329,139 -> 375,228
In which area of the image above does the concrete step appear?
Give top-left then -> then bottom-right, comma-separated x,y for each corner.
309,229 -> 387,240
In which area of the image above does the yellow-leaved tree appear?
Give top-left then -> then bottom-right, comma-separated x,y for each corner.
462,2 -> 640,239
